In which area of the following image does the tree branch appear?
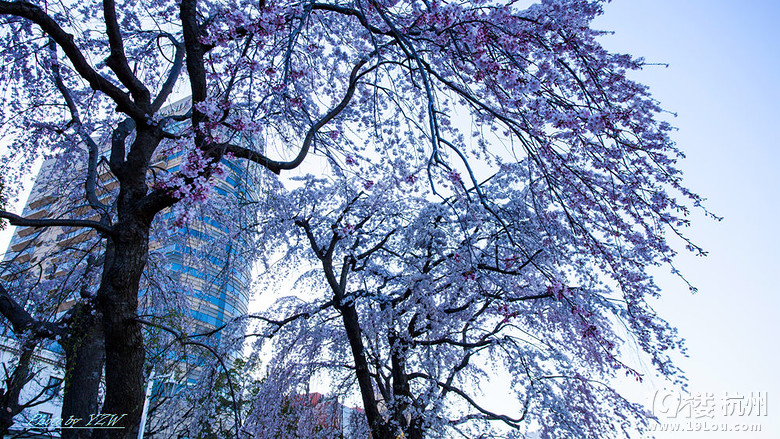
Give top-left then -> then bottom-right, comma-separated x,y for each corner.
135,318 -> 241,438
413,338 -> 492,348
476,249 -> 543,276
151,32 -> 185,112
247,300 -> 333,337
46,39 -> 112,214
0,1 -> 146,120
102,0 -> 150,105
224,57 -> 372,174
0,211 -> 114,237
0,285 -> 62,339
311,3 -> 394,36
109,117 -> 135,175
409,372 -> 526,428
180,0 -> 207,134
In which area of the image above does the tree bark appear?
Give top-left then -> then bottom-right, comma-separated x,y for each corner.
389,331 -> 424,439
93,222 -> 149,439
61,302 -> 105,439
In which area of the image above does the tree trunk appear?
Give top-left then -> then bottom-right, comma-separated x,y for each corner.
0,417 -> 12,437
85,124 -> 162,439
390,331 -> 425,439
94,222 -> 149,439
61,302 -> 105,439
0,338 -> 35,436
340,303 -> 393,439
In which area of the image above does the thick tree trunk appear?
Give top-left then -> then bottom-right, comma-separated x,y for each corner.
408,417 -> 424,439
94,126 -> 160,439
389,332 -> 407,426
377,294 -> 425,439
94,222 -> 149,439
61,302 -> 105,439
389,332 -> 424,439
0,417 -> 13,437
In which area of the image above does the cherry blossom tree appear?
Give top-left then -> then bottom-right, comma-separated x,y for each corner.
248,169 -> 688,438
0,0 -> 708,437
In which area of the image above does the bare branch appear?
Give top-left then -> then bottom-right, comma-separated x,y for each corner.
247,300 -> 334,337
46,38 -> 112,214
409,372 -> 526,428
413,338 -> 492,348
0,285 -> 62,338
476,249 -> 543,276
151,32 -> 185,112
0,210 -> 114,237
311,3 -> 394,37
102,0 -> 150,105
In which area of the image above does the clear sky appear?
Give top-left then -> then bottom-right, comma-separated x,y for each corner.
594,0 -> 780,437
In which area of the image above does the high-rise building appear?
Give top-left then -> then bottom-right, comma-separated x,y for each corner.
149,147 -> 255,340
1,98 -> 255,340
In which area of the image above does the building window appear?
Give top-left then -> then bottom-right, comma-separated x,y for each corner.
44,376 -> 62,397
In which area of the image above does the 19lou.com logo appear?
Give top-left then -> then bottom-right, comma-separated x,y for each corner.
650,390 -> 767,433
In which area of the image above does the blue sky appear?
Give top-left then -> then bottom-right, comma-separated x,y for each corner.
594,0 -> 780,437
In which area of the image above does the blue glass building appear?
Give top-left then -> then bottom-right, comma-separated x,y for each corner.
2,98 -> 256,345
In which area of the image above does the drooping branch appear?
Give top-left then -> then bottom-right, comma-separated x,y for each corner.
46,39 -> 112,214
408,372 -> 526,428
0,1 -> 146,120
224,57 -> 373,174
135,318 -> 241,438
248,300 -> 334,337
368,0 -> 443,167
412,337 -> 492,349
311,3 -> 394,37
